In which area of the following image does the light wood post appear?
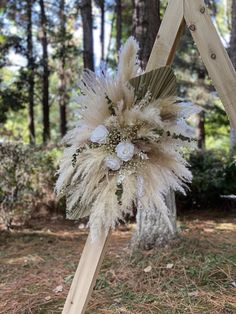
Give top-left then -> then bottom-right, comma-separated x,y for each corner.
184,0 -> 236,130
62,229 -> 111,314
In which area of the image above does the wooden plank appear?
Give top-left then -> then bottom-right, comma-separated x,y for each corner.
146,0 -> 185,227
146,0 -> 184,71
62,229 -> 111,314
184,0 -> 236,130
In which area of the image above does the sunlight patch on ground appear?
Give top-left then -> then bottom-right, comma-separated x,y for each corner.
1,254 -> 44,265
215,223 -> 236,231
11,228 -> 88,239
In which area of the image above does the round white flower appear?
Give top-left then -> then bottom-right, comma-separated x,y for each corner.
90,125 -> 108,144
115,141 -> 135,162
105,155 -> 121,171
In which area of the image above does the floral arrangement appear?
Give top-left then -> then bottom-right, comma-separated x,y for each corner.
56,37 -> 199,241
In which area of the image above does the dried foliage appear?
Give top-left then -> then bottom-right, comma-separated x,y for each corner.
56,37 -> 200,240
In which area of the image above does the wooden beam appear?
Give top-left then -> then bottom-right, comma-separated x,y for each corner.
146,0 -> 184,71
184,0 -> 236,130
146,0 -> 185,234
62,229 -> 111,314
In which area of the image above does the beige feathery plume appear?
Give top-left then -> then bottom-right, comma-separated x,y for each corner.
117,36 -> 140,83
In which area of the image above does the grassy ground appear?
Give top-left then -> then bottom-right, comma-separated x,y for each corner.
0,210 -> 236,314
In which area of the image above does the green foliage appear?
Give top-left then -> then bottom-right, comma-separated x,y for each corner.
205,101 -> 229,133
0,34 -> 23,67
0,143 -> 60,228
0,0 -> 83,143
177,150 -> 236,209
0,76 -> 26,123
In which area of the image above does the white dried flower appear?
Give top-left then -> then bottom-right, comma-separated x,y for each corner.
117,174 -> 126,185
138,152 -> 149,160
105,155 -> 121,171
90,125 -> 108,144
116,141 -> 135,162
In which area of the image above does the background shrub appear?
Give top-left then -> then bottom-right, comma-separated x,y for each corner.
177,150 -> 236,210
0,142 -> 61,228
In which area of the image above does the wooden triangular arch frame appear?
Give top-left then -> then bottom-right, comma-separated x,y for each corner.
62,1 -> 236,313
148,0 -> 236,129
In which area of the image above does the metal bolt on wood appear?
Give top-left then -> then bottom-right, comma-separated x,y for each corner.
211,53 -> 216,60
200,6 -> 205,14
189,24 -> 196,31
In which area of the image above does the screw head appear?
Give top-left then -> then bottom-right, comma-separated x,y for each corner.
189,24 -> 196,31
200,6 -> 205,14
211,53 -> 216,60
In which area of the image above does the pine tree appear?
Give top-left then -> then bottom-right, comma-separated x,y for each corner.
39,0 -> 50,143
95,0 -> 105,62
58,0 -> 67,137
116,0 -> 122,51
0,0 -> 36,143
132,0 -> 160,68
80,0 -> 94,70
229,0 -> 236,158
26,0 -> 35,144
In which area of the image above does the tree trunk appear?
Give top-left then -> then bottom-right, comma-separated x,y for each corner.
26,0 -> 35,144
59,0 -> 67,137
134,191 -> 177,250
39,0 -> 50,143
196,111 -> 206,150
229,0 -> 236,158
106,10 -> 115,66
196,66 -> 206,151
116,0 -> 122,52
80,0 -> 94,70
100,0 -> 105,62
132,0 -> 177,249
132,0 -> 160,68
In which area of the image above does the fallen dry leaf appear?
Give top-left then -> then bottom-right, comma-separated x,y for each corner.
188,291 -> 199,297
144,265 -> 152,273
53,285 -> 63,294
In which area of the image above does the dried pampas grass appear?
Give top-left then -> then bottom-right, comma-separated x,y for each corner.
56,36 -> 200,241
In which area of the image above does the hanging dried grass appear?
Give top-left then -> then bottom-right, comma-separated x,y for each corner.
56,37 -> 200,241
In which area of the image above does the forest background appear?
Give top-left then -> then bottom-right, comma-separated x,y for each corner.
1,1 -> 236,313
0,0 -> 236,239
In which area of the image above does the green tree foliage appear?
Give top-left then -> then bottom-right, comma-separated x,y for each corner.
0,77 -> 26,123
177,150 -> 236,209
0,0 -> 82,143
